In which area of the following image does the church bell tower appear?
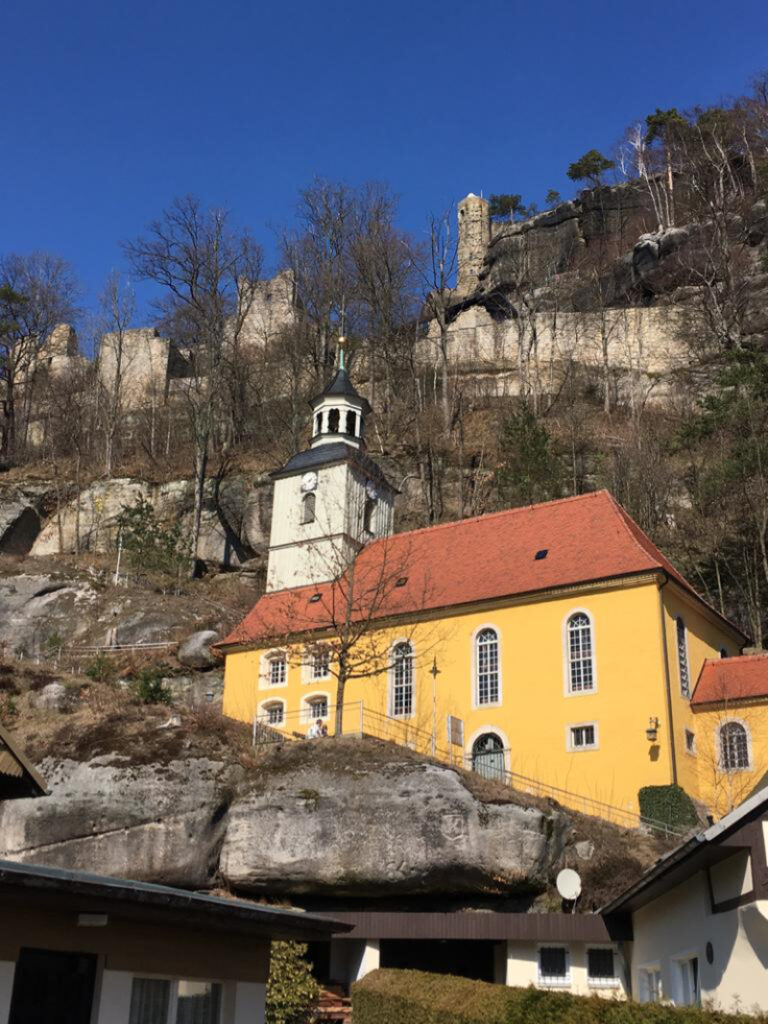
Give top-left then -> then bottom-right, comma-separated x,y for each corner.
266,340 -> 396,592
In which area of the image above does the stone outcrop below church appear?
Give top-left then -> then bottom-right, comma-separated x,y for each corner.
0,729 -> 639,900
220,752 -> 567,896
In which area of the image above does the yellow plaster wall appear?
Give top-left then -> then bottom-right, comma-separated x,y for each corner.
691,704 -> 768,817
224,578 -> 734,815
660,584 -> 748,809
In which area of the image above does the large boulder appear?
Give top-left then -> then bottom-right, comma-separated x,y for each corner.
0,755 -> 242,888
220,750 -> 569,896
0,574 -> 99,654
177,630 -> 219,669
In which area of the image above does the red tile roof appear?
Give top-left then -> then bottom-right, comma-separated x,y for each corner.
220,490 -> 740,649
691,654 -> 768,707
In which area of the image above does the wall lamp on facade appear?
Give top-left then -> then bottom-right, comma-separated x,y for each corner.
646,717 -> 660,743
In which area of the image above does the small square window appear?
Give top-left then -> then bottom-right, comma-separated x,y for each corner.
269,657 -> 286,686
568,723 -> 597,751
311,650 -> 330,679
538,947 -> 569,986
309,697 -> 328,719
587,948 -> 617,986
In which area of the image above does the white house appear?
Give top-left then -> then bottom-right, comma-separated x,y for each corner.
603,785 -> 768,1012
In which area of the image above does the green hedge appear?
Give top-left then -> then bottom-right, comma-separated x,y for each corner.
352,969 -> 765,1024
638,785 -> 699,830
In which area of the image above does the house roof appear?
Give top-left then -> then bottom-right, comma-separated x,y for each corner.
0,723 -> 47,797
691,653 -> 768,707
221,490 -> 741,649
0,859 -> 350,940
601,784 -> 768,916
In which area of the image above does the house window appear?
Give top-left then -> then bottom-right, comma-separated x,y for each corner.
719,721 -> 750,771
639,967 -> 662,1003
568,723 -> 597,751
538,947 -> 570,987
587,948 -> 617,986
308,696 -> 328,720
302,492 -> 316,524
676,617 -> 690,697
311,649 -> 330,679
391,642 -> 413,717
675,957 -> 700,1006
363,497 -> 376,534
130,979 -> 222,1024
268,655 -> 286,687
264,702 -> 284,725
567,613 -> 594,692
685,729 -> 696,755
475,628 -> 500,705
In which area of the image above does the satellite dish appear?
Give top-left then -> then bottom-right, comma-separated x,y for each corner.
556,868 -> 582,901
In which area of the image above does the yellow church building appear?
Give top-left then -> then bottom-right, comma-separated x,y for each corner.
220,355 -> 764,822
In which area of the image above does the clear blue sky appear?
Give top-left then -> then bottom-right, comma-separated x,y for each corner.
3,0 -> 768,322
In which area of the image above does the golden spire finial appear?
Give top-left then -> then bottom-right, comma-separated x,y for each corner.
337,335 -> 347,371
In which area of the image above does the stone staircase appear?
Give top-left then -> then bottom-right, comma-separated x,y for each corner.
314,986 -> 352,1023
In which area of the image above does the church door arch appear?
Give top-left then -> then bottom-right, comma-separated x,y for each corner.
471,732 -> 506,782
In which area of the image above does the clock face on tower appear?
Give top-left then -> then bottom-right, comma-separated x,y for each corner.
300,471 -> 318,493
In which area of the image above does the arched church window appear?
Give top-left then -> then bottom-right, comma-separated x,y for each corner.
390,642 -> 413,717
567,612 -> 594,693
302,492 -> 316,524
720,721 -> 750,771
328,408 -> 340,433
676,616 -> 690,697
475,628 -> 500,705
346,410 -> 357,435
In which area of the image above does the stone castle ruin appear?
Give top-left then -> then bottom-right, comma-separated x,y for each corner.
427,187 -> 768,405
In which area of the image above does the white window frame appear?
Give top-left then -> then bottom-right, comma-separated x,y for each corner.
676,616 -> 691,697
566,721 -> 599,752
638,963 -> 662,1003
303,646 -> 331,683
537,945 -> 571,988
562,609 -> 597,696
260,650 -> 288,690
302,692 -> 331,722
259,699 -> 285,726
717,718 -> 752,773
389,639 -> 415,719
471,624 -> 502,709
671,951 -> 700,1006
586,945 -> 620,989
129,975 -> 223,1023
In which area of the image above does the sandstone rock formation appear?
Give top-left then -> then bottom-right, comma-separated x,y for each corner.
220,757 -> 568,896
177,630 -> 220,669
0,755 -> 242,888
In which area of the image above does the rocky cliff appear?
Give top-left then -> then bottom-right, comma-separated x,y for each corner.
0,668 -> 670,906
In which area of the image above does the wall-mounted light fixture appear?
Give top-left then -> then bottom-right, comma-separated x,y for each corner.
646,717 -> 660,743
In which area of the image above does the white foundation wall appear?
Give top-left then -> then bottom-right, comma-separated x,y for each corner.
632,869 -> 768,1011
505,941 -> 627,998
329,940 -> 380,985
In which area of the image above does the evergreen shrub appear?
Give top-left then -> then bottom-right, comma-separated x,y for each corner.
638,785 -> 699,830
352,970 -> 767,1024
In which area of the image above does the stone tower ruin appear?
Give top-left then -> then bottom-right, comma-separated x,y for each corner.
457,193 -> 490,295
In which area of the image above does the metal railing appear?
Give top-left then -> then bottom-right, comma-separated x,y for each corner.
251,701 -> 687,836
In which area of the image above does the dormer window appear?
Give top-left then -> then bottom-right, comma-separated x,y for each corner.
328,408 -> 340,433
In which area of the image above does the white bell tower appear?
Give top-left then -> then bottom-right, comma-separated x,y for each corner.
266,340 -> 396,592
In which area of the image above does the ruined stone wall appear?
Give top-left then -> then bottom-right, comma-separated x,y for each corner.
240,269 -> 296,349
98,328 -> 170,410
